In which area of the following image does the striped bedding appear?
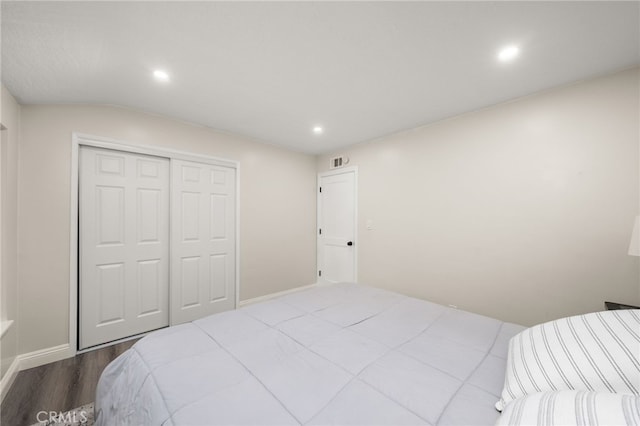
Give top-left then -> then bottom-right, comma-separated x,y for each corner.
496,390 -> 640,426
497,309 -> 640,411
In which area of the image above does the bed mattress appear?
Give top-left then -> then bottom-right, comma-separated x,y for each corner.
95,283 -> 525,425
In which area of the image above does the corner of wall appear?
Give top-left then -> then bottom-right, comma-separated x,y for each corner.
0,84 -> 22,396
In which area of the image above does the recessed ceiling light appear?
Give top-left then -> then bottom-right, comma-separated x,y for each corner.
312,126 -> 324,135
498,45 -> 519,62
153,69 -> 170,82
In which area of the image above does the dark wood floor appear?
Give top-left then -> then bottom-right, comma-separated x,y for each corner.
1,339 -> 138,426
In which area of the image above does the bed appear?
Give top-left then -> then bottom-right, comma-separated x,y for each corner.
95,283 -> 640,425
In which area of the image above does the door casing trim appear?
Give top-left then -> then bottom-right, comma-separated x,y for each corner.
316,166 -> 358,284
70,132 -> 240,355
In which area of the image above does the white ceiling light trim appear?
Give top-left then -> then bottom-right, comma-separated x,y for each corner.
498,45 -> 520,62
312,126 -> 324,135
153,69 -> 170,82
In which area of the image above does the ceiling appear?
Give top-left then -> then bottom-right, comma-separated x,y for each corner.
2,2 -> 639,154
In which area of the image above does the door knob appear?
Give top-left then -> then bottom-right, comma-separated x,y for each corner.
347,241 -> 353,246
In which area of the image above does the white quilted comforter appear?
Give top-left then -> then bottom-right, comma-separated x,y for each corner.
96,283 -> 524,425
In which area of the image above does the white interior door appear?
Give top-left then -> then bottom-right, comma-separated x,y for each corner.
317,168 -> 357,283
171,159 -> 236,325
79,147 -> 170,349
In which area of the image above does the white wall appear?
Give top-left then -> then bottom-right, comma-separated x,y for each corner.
8,66 -> 640,357
17,105 -> 317,354
318,67 -> 640,326
1,85 -> 20,380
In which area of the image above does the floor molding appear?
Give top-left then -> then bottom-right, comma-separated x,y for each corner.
2,283 -> 324,404
3,284 -> 321,401
18,344 -> 73,372
0,356 -> 20,403
238,283 -> 319,307
1,339 -> 136,426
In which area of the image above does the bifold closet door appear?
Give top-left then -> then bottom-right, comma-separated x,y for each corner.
171,159 -> 236,325
79,147 -> 170,350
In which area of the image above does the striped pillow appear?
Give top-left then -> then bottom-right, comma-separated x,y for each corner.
496,391 -> 640,426
496,309 -> 640,411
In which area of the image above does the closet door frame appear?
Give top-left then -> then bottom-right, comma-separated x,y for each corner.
69,132 -> 240,355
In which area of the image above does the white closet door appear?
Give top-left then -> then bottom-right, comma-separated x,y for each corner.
79,147 -> 170,349
171,160 -> 236,325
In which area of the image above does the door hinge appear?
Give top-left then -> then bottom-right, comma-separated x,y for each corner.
319,228 -> 322,235
318,270 -> 322,277
319,186 -> 322,193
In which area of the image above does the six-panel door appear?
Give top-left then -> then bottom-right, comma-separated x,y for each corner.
170,159 -> 236,325
79,147 -> 170,349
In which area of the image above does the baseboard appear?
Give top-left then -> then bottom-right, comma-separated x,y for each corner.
2,284 -> 321,400
18,343 -> 73,371
1,343 -> 74,402
239,283 -> 319,307
0,356 -> 20,403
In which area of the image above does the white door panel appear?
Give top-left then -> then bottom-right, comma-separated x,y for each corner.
80,147 -> 170,349
318,169 -> 357,284
171,160 -> 236,325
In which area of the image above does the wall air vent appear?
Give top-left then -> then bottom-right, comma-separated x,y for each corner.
329,156 -> 349,169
